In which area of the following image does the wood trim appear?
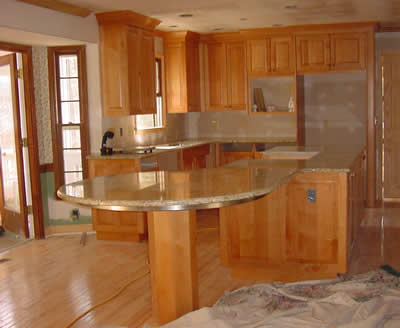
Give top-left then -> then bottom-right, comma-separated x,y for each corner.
96,10 -> 161,30
240,21 -> 378,38
366,28 -> 376,207
16,0 -> 92,17
0,42 -> 45,239
154,30 -> 167,38
377,25 -> 400,33
48,45 -> 90,192
45,224 -> 94,235
39,163 -> 54,173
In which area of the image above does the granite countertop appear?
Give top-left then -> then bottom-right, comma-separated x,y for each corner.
59,145 -> 364,211
57,167 -> 298,211
86,137 -> 297,160
226,145 -> 365,173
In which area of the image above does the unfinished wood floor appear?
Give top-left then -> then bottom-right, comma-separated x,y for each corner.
1,208 -> 400,328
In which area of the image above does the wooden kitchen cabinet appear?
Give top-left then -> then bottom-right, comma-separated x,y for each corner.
96,11 -> 160,116
88,157 -> 148,242
295,34 -> 330,73
296,32 -> 366,73
182,145 -> 210,170
330,33 -> 366,71
247,35 -> 294,76
165,32 -> 201,113
207,41 -> 247,111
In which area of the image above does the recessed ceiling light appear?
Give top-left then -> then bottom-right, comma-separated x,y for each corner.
168,25 -> 178,28
240,18 -> 248,21
272,24 -> 283,27
213,28 -> 224,31
285,5 -> 297,9
179,13 -> 193,18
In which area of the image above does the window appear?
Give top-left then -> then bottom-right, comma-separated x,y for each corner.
135,56 -> 165,130
48,46 -> 89,190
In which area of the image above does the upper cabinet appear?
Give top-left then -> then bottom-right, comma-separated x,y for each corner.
247,35 -> 294,76
96,11 -> 160,116
296,32 -> 366,74
164,32 -> 201,113
207,40 -> 247,111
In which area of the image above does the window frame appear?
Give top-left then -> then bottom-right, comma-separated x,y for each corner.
135,54 -> 166,133
48,45 -> 90,192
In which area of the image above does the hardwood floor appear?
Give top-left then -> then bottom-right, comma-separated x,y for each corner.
1,208 -> 400,328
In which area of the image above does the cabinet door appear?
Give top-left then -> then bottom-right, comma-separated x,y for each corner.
127,27 -> 141,114
139,30 -> 157,114
270,36 -> 294,74
286,173 -> 339,263
330,33 -> 366,71
99,24 -> 131,116
296,34 -> 330,73
226,42 -> 247,110
165,42 -> 187,113
207,42 -> 227,110
186,41 -> 201,112
247,39 -> 270,75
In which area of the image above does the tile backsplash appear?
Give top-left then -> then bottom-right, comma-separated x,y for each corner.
102,110 -> 296,150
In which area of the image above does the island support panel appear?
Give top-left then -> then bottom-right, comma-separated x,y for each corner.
220,172 -> 349,282
148,210 -> 199,325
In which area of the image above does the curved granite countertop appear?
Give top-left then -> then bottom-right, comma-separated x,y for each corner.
60,145 -> 364,211
57,167 -> 298,211
86,137 -> 296,160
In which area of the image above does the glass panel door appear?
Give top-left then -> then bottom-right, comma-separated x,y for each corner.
0,54 -> 28,237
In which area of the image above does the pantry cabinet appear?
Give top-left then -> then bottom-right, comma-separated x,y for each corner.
207,41 -> 247,111
164,32 -> 201,113
96,11 -> 160,116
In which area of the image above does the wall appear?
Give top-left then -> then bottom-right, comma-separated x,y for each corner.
185,111 -> 297,139
1,0 -> 98,43
304,72 -> 367,147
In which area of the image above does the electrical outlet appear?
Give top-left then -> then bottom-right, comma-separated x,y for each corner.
71,208 -> 80,220
307,189 -> 316,203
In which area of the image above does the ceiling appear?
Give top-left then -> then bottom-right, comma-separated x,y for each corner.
59,0 -> 399,33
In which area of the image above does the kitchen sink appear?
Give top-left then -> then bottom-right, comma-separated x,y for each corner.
154,143 -> 183,150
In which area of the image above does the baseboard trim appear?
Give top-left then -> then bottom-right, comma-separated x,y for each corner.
45,224 -> 94,236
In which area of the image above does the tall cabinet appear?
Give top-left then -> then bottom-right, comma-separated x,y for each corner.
96,11 -> 161,116
164,31 -> 201,113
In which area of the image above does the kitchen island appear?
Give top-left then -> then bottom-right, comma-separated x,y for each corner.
58,146 -> 365,325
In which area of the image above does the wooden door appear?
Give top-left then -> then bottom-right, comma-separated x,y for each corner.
330,33 -> 366,71
296,34 -> 330,73
383,53 -> 400,198
247,39 -> 270,75
186,41 -> 201,112
207,42 -> 227,110
99,24 -> 130,116
286,173 -> 339,263
139,29 -> 157,114
270,36 -> 294,74
0,54 -> 28,238
226,42 -> 247,110
165,42 -> 187,113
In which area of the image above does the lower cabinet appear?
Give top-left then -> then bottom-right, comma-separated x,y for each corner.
220,169 -> 363,282
182,145 -> 210,170
88,158 -> 148,242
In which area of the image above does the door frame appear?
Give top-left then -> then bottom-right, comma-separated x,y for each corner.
0,41 -> 45,239
378,50 -> 400,203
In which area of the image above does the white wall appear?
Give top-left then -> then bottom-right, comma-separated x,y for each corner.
1,0 -> 98,43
